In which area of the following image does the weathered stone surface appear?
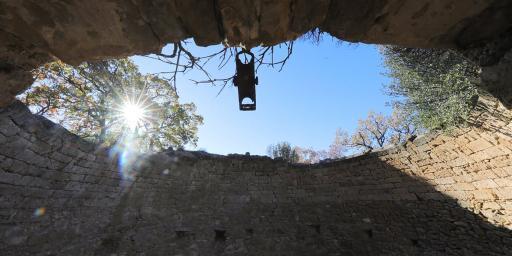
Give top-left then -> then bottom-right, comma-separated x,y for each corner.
1,1 -> 512,107
2,0 -> 509,59
321,0 -> 487,47
479,49 -> 512,108
0,98 -> 511,255
1,2 -> 512,253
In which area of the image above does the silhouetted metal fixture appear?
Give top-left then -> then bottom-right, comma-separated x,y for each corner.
233,49 -> 258,111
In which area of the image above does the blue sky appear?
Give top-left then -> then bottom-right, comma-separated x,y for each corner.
132,37 -> 392,155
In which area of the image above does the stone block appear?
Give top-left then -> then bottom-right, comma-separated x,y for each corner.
472,189 -> 497,200
0,119 -> 20,137
454,182 -> 476,191
482,146 -> 506,158
443,190 -> 468,200
482,202 -> 501,210
496,188 -> 512,199
419,192 -> 445,200
491,168 -> 511,178
434,177 -> 456,185
467,138 -> 494,152
453,174 -> 474,183
472,170 -> 498,181
472,179 -> 499,189
493,178 -> 512,187
0,170 -> 21,185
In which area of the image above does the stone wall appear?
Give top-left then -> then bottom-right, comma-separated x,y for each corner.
0,102 -> 121,254
1,101 -> 512,255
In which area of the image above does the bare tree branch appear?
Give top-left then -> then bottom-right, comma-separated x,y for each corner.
143,39 -> 295,96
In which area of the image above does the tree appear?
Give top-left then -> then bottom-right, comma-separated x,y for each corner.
387,107 -> 418,145
22,59 -> 203,151
381,46 -> 480,130
146,40 -> 295,92
294,147 -> 328,164
267,109 -> 417,163
267,142 -> 300,163
330,108 -> 418,153
267,107 -> 417,163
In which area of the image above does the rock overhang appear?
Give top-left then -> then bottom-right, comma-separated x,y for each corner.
1,0 -> 512,107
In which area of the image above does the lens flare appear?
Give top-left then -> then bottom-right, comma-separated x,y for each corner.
109,131 -> 144,183
109,87 -> 157,183
117,95 -> 152,130
121,102 -> 145,129
33,207 -> 46,217
112,85 -> 156,131
110,95 -> 151,182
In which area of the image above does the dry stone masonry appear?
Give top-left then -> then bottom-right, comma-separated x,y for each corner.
1,1 -> 512,254
1,98 -> 511,255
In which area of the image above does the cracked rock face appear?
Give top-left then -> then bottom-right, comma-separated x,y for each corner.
1,0 -> 512,107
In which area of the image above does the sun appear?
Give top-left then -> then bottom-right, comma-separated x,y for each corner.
113,89 -> 154,131
121,102 -> 146,129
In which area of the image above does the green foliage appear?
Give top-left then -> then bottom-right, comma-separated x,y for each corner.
330,107 -> 419,154
267,142 -> 300,163
22,59 -> 203,151
381,47 -> 479,130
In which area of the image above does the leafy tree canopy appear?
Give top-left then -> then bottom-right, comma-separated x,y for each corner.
267,106 -> 418,164
267,142 -> 301,163
381,47 -> 480,130
268,107 -> 419,164
331,107 -> 419,154
22,58 -> 203,152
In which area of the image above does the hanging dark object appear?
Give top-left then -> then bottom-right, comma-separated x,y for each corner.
233,49 -> 258,111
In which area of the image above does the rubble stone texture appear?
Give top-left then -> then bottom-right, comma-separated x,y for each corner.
0,97 -> 511,255
1,1 -> 512,255
1,0 -> 512,107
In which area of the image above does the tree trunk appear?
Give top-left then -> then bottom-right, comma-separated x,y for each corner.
98,118 -> 106,144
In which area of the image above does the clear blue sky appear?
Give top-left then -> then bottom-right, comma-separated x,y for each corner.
132,37 -> 392,155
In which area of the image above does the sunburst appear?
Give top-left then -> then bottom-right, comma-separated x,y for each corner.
114,92 -> 154,130
120,101 -> 146,129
